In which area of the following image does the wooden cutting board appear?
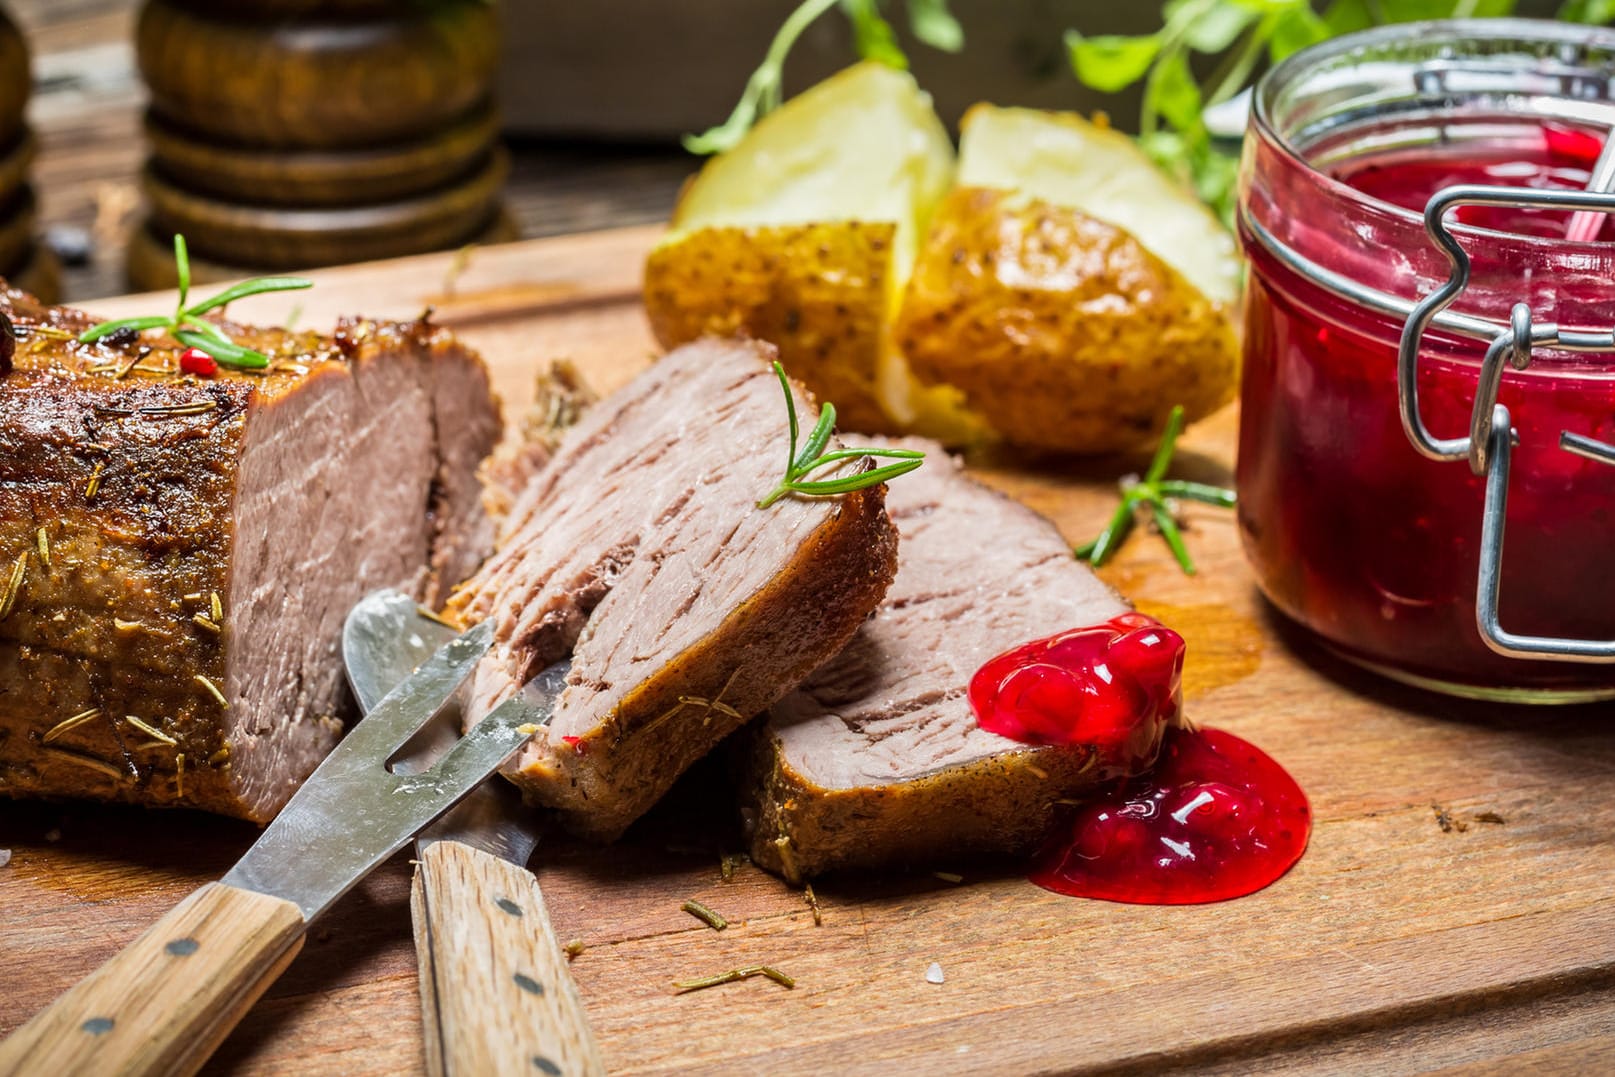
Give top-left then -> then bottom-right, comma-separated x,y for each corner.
3,226 -> 1613,1075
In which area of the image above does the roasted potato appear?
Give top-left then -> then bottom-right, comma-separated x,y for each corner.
644,62 -> 983,440
895,105 -> 1241,453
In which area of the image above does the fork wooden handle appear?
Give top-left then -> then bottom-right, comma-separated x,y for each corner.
0,882 -> 304,1077
412,840 -> 605,1077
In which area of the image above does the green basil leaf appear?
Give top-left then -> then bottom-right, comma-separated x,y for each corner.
1320,0 -> 1374,32
842,0 -> 909,69
907,0 -> 963,52
1182,5 -> 1256,52
185,276 -> 314,317
1065,30 -> 1161,93
1150,51 -> 1204,134
1268,7 -> 1331,61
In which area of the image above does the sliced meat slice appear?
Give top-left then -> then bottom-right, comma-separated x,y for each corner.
740,438 -> 1171,882
448,337 -> 900,842
0,289 -> 499,822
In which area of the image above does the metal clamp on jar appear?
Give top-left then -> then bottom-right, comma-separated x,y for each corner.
1237,19 -> 1615,702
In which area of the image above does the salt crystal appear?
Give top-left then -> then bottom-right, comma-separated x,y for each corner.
0,849 -> 10,868
925,962 -> 945,985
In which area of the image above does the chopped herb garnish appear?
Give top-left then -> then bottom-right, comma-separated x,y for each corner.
680,899 -> 729,931
758,361 -> 924,509
123,715 -> 175,746
35,528 -> 49,569
194,673 -> 228,708
0,552 -> 25,619
78,235 -> 311,371
1073,405 -> 1235,576
42,708 -> 102,744
674,965 -> 796,993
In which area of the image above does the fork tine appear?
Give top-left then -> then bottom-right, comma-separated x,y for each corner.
337,619 -> 492,760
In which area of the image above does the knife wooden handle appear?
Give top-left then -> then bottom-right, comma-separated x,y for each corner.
0,882 -> 304,1077
411,840 -> 605,1077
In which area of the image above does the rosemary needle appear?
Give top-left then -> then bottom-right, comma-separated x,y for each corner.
673,965 -> 796,993
758,361 -> 924,509
680,899 -> 729,931
78,234 -> 311,371
1073,405 -> 1236,576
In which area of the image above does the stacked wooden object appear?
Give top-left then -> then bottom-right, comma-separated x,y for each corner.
0,3 -> 56,302
129,0 -> 514,290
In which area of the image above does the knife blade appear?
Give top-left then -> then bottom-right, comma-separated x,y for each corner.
342,589 -> 604,1077
0,621 -> 536,1077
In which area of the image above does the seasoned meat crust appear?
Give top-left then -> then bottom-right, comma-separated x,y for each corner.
741,438 -> 1171,882
0,285 -> 500,821
449,337 -> 900,842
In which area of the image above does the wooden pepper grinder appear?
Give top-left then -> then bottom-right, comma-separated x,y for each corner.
0,2 -> 59,302
129,0 -> 515,289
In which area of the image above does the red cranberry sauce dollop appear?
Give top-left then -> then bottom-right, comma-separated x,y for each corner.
1030,727 -> 1311,904
970,613 -> 1311,904
968,613 -> 1184,777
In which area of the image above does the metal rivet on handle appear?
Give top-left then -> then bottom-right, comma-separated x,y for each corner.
496,897 -> 523,917
532,1057 -> 562,1075
165,938 -> 200,956
513,973 -> 544,996
81,1017 -> 114,1035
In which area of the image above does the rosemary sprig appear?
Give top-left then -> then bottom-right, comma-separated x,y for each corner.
758,361 -> 924,509
78,235 -> 311,371
1073,405 -> 1235,576
673,965 -> 796,993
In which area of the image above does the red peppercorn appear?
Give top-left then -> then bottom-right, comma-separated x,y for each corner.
179,347 -> 218,378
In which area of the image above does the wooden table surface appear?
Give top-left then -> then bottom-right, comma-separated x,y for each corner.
2,225 -> 1613,1074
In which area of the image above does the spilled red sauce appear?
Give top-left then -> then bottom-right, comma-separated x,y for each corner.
970,614 -> 1310,905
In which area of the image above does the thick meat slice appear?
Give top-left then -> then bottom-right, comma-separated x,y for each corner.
0,289 -> 499,822
741,439 -> 1169,882
448,338 -> 899,842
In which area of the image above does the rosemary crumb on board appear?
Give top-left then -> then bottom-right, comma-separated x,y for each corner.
42,708 -> 101,744
194,674 -> 228,707
681,899 -> 729,931
804,883 -> 822,926
564,939 -> 585,959
933,871 -> 964,885
719,853 -> 747,881
35,528 -> 48,569
123,715 -> 175,746
673,965 -> 795,994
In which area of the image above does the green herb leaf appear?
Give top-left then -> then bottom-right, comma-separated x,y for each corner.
1073,405 -> 1234,574
1268,6 -> 1332,61
1180,3 -> 1255,52
795,402 -> 838,472
907,0 -> 964,52
185,276 -> 313,317
1560,0 -> 1615,22
173,329 -> 270,370
173,234 -> 191,315
1149,51 -> 1205,135
760,360 -> 924,508
1065,31 -> 1161,92
78,314 -> 176,343
844,0 -> 909,69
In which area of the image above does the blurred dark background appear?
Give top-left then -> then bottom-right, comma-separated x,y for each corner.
6,0 -> 1569,302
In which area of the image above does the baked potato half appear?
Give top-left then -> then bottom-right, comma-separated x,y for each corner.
644,62 -> 982,439
894,106 -> 1241,453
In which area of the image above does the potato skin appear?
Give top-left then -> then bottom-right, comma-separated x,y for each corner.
643,221 -> 897,434
895,187 -> 1239,453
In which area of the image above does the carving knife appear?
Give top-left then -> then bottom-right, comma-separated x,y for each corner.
0,620 -> 534,1077
342,588 -> 603,1077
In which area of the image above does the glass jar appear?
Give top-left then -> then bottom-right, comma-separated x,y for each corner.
1237,19 -> 1615,702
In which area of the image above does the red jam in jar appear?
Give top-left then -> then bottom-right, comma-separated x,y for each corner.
1238,21 -> 1615,701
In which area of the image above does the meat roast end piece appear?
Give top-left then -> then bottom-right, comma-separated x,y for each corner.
0,288 -> 499,821
740,438 -> 1165,883
449,337 -> 900,842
